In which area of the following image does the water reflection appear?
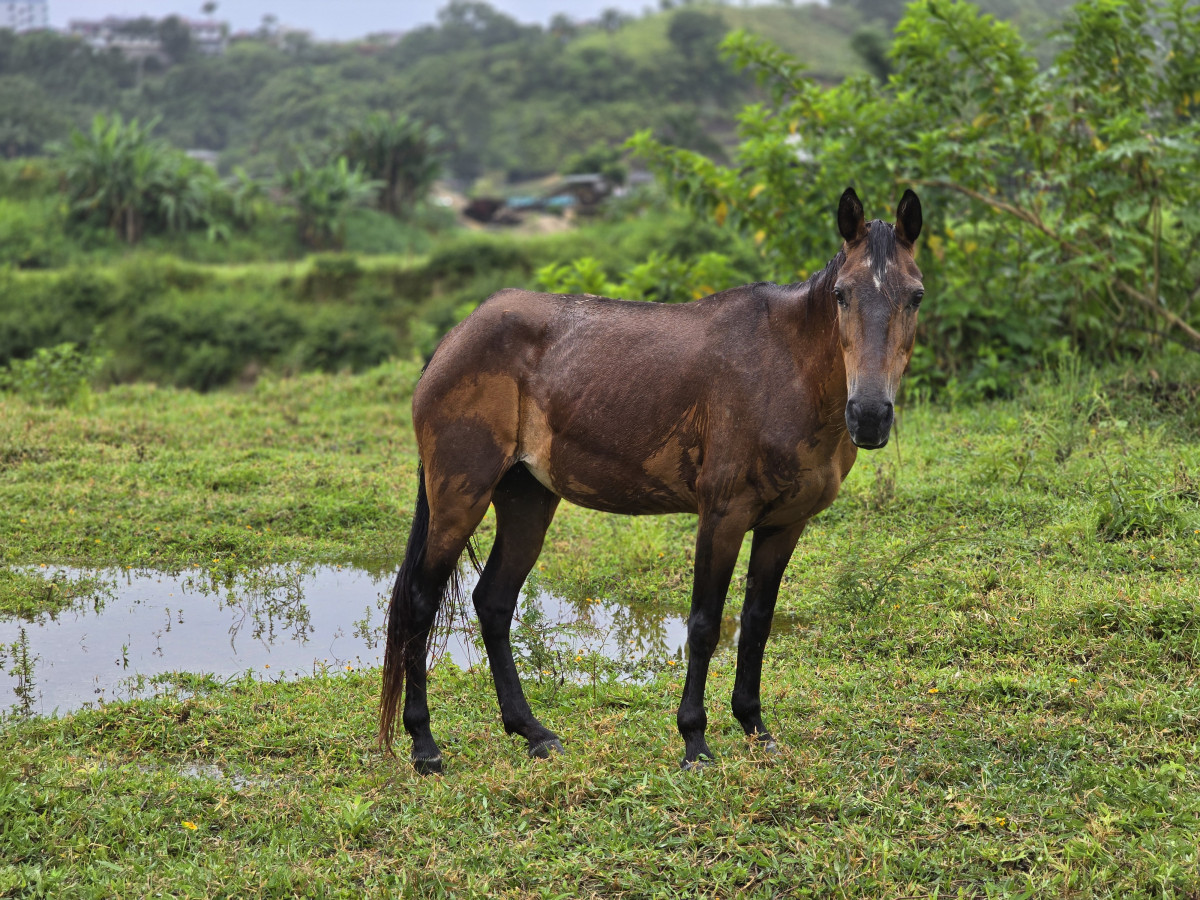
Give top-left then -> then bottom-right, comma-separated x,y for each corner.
0,565 -> 755,719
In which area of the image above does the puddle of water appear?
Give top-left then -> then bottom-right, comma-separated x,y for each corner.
1,565 -> 750,718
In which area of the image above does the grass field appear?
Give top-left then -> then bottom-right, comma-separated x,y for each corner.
3,350 -> 1200,897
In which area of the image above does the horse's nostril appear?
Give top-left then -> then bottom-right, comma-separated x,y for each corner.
845,399 -> 862,429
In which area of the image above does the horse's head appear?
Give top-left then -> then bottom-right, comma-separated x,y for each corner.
832,187 -> 923,450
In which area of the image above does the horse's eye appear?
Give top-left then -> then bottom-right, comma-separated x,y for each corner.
911,289 -> 924,309
834,288 -> 847,308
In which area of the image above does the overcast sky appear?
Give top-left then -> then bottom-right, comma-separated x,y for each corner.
46,1 -> 682,39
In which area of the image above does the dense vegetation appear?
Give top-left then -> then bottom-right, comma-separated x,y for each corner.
0,0 -> 1084,182
0,1 -> 865,183
634,0 -> 1200,396
3,0 -> 1195,403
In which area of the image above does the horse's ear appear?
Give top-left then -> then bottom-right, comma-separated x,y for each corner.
895,189 -> 922,244
838,187 -> 867,243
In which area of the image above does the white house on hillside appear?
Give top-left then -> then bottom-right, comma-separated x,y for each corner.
2,0 -> 49,32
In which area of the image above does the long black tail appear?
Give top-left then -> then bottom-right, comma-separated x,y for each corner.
378,465 -> 432,753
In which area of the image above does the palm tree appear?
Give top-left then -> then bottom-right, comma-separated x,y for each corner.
57,114 -> 171,244
341,113 -> 443,218
56,113 -> 226,244
280,156 -> 379,250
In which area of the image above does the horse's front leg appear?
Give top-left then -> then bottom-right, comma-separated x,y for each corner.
677,507 -> 751,768
730,523 -> 806,749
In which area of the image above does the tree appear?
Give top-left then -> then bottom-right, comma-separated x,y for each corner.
57,114 -> 170,244
340,113 -> 443,217
158,15 -> 194,65
561,141 -> 627,186
56,113 -> 226,244
667,9 -> 734,103
279,156 -> 379,250
632,0 -> 1200,396
0,76 -> 68,157
667,9 -> 727,62
437,1 -> 525,47
599,8 -> 632,33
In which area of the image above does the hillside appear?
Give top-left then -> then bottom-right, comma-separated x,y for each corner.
0,0 -> 1076,186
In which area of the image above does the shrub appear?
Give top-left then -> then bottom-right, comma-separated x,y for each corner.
632,0 -> 1200,398
0,342 -> 104,407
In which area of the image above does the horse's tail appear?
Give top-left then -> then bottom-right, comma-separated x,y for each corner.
378,464 -> 432,754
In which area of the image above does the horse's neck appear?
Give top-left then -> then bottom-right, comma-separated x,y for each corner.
766,263 -> 848,423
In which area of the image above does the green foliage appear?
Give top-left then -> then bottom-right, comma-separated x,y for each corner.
341,113 -> 443,217
560,141 -> 627,186
0,342 -> 105,408
0,196 -> 73,269
1094,462 -> 1197,542
535,250 -> 749,303
0,75 -> 69,159
534,258 -> 614,296
632,0 -> 1200,399
56,114 -> 231,245
0,2 -> 874,185
279,156 -> 380,250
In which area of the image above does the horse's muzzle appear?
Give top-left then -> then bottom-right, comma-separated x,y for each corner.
845,397 -> 894,449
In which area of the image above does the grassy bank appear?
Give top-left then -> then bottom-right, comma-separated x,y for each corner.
3,351 -> 1200,897
0,207 -> 754,391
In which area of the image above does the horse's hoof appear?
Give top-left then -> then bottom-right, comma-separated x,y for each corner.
412,754 -> 443,776
751,734 -> 779,754
527,737 -> 565,759
680,755 -> 713,772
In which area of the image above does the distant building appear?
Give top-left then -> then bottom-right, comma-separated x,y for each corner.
186,17 -> 227,56
67,14 -> 228,59
69,18 -> 168,63
2,0 -> 49,32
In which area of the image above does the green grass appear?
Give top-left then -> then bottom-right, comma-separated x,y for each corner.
3,352 -> 1200,897
570,3 -> 868,83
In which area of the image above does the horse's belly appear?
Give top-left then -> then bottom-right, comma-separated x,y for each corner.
518,443 -> 698,515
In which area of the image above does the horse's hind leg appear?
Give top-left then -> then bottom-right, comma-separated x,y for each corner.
400,483 -> 495,774
473,464 -> 563,759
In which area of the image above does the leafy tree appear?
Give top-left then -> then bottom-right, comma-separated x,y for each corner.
279,156 -> 379,250
0,76 -> 68,158
599,8 -> 633,33
437,1 -> 527,48
668,9 -> 728,62
850,27 -> 892,82
341,113 -> 443,217
56,114 -> 170,244
158,15 -> 194,65
56,113 -> 228,244
632,0 -> 1200,396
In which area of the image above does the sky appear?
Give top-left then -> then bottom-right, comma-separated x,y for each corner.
46,1 -> 675,40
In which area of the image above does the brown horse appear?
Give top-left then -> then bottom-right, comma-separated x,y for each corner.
380,187 -> 924,772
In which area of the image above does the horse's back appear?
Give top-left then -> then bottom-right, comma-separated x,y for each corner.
414,286 -> 770,514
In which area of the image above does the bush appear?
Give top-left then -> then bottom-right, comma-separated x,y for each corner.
0,197 -> 72,268
423,235 -> 532,284
632,0 -> 1200,398
0,342 -> 104,407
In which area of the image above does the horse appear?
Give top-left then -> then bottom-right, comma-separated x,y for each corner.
380,187 -> 924,773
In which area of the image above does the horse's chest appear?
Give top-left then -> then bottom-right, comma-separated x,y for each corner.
753,439 -> 855,528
